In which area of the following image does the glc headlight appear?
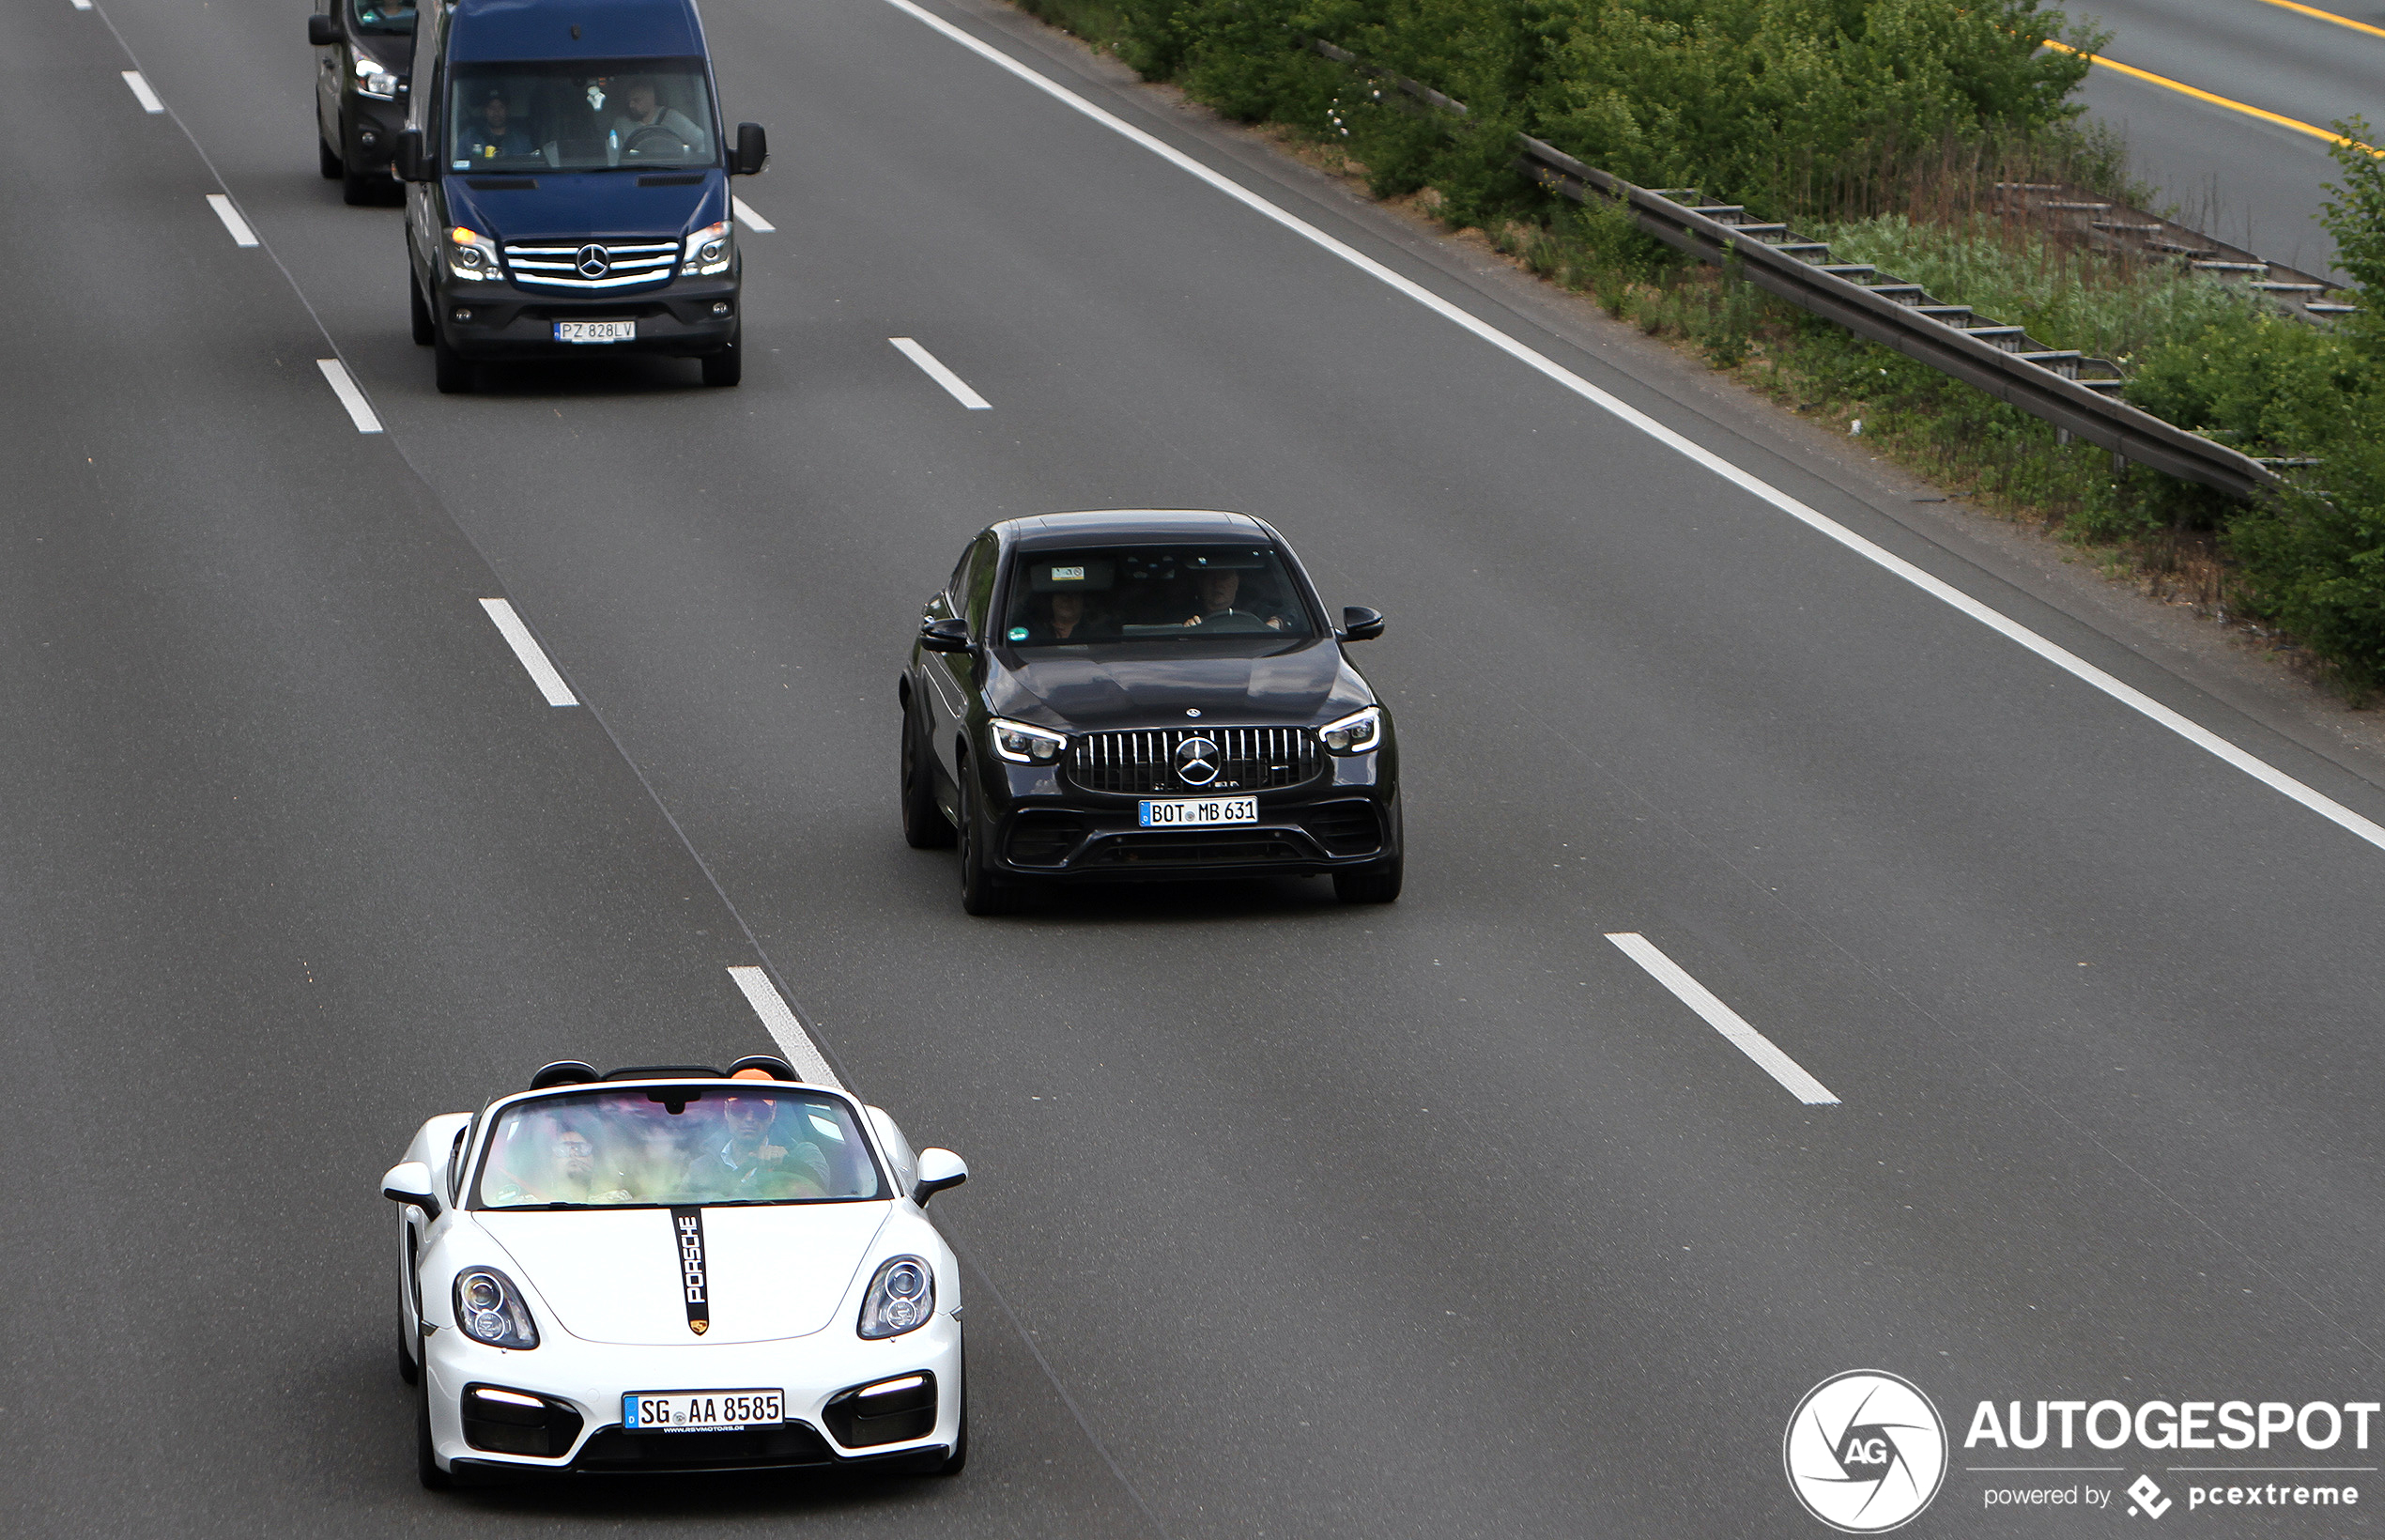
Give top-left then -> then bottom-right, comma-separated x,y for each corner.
858,1256 -> 934,1339
453,1267 -> 539,1348
351,46 -> 401,100
990,716 -> 1066,764
1317,705 -> 1382,753
447,225 -> 500,282
682,220 -> 732,277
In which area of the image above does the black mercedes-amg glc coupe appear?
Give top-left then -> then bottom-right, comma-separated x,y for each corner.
898,510 -> 1401,915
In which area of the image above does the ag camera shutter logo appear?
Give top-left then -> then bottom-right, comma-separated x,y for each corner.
1785,1370 -> 1948,1532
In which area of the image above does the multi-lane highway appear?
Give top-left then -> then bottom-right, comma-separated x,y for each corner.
8,0 -> 2385,1533
2068,0 -> 2385,276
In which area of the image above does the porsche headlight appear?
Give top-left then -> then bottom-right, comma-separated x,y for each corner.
858,1255 -> 934,1339
350,46 -> 401,100
447,225 -> 500,282
453,1267 -> 539,1348
989,716 -> 1066,764
682,220 -> 732,277
1317,705 -> 1381,754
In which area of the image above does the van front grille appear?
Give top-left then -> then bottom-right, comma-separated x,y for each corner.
502,239 -> 678,289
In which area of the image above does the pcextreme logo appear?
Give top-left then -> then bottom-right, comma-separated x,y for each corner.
1786,1370 -> 1950,1532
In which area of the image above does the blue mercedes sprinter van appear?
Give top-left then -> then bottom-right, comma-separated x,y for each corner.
392,0 -> 765,392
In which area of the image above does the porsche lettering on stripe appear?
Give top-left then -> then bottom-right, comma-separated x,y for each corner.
671,1207 -> 709,1335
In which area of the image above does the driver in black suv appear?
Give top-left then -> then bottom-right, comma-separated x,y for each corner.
899,510 -> 1399,915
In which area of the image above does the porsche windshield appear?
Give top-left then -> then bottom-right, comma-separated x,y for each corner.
446,60 -> 715,172
475,1086 -> 883,1208
1001,545 -> 1316,647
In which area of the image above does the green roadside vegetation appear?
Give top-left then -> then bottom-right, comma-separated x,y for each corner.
1015,0 -> 2385,699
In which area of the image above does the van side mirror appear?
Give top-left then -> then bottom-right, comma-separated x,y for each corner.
1340,606 -> 1385,642
733,122 -> 768,177
307,13 -> 340,45
392,129 -> 431,182
381,1160 -> 442,1219
919,617 -> 971,654
913,1148 -> 967,1205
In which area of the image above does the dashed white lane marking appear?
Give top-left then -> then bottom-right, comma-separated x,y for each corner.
731,196 -> 774,232
727,966 -> 844,1089
206,193 -> 258,247
883,0 -> 2385,860
71,0 -> 93,11
121,70 -> 162,112
1605,932 -> 1840,1105
888,337 -> 992,409
477,598 -> 579,706
315,358 -> 382,433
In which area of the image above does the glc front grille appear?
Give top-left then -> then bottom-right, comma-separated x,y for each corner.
1067,726 -> 1317,795
501,239 -> 678,289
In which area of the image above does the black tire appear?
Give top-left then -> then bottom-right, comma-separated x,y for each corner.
901,696 -> 956,849
1332,853 -> 1403,904
409,272 -> 434,346
931,1373 -> 967,1475
433,331 -> 473,394
342,157 -> 377,206
700,327 -> 742,387
319,132 -> 344,180
416,1375 -> 452,1490
397,1319 -> 420,1385
957,762 -> 1016,916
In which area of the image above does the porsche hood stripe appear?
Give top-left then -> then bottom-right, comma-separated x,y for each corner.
671,1207 -> 710,1335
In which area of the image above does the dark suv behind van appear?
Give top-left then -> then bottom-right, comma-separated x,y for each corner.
392,0 -> 766,392
308,0 -> 415,205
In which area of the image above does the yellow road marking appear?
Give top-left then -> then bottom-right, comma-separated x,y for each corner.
2040,38 -> 2377,151
2253,0 -> 2385,43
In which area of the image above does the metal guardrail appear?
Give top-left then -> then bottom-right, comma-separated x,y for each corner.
1993,182 -> 2347,321
1308,40 -> 2285,501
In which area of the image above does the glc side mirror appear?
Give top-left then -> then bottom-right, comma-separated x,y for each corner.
381,1160 -> 442,1219
733,122 -> 768,177
307,12 -> 340,45
392,128 -> 431,182
919,618 -> 971,654
913,1147 -> 967,1205
1340,606 -> 1385,642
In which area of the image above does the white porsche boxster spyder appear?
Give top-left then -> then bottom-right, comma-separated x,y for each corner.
381,1056 -> 969,1485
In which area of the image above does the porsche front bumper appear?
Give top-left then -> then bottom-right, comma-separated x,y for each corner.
423,1310 -> 963,1476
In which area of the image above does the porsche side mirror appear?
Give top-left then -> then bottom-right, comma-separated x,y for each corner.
919,617 -> 971,654
1339,606 -> 1385,642
392,128 -> 431,183
913,1147 -> 967,1206
381,1160 -> 442,1219
307,12 -> 339,45
732,122 -> 769,177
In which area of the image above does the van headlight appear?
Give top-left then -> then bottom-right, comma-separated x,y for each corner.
453,1267 -> 539,1348
858,1256 -> 935,1338
1317,705 -> 1381,753
351,46 -> 401,100
682,220 -> 732,277
447,226 -> 500,282
989,717 -> 1067,764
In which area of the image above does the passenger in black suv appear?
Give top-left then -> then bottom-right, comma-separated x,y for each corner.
899,510 -> 1400,915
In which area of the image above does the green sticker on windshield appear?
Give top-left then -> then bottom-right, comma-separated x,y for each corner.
1007,626 -> 1028,641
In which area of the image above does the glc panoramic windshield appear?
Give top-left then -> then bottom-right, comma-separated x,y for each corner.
447,59 -> 715,171
475,1086 -> 884,1207
1002,545 -> 1317,646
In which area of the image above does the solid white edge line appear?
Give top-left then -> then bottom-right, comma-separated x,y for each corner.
121,69 -> 162,112
1606,932 -> 1840,1105
881,0 -> 2385,858
731,195 -> 775,233
888,336 -> 992,409
314,358 -> 383,434
205,192 -> 258,247
476,598 -> 579,706
727,966 -> 846,1089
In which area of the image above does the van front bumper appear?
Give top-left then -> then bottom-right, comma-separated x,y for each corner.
432,275 -> 739,361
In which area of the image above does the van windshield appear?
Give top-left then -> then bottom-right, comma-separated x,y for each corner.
350,0 -> 414,35
447,59 -> 715,172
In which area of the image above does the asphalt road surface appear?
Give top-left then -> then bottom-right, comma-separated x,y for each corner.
7,0 -> 2385,1535
2067,0 -> 2385,276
